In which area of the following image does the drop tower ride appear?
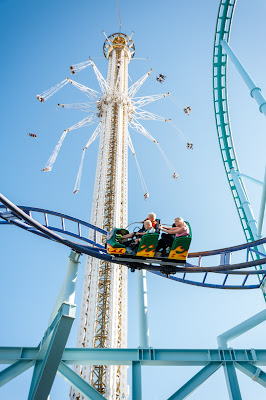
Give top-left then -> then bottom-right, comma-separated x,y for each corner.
72,33 -> 135,399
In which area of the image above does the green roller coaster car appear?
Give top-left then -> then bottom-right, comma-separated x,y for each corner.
168,221 -> 192,261
107,228 -> 159,257
106,228 -> 129,255
107,221 -> 191,261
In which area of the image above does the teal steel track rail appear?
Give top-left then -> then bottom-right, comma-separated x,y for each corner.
213,1 -> 266,301
213,0 -> 254,242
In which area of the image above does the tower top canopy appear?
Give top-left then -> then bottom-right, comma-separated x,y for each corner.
103,33 -> 135,60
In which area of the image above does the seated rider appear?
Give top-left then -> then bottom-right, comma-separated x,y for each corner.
117,220 -> 155,249
140,212 -> 160,233
156,217 -> 190,256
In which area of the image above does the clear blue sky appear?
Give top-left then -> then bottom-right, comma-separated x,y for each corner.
1,0 -> 266,399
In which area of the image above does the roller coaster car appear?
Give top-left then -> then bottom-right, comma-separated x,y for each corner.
135,232 -> 159,257
107,222 -> 192,263
168,221 -> 192,261
107,228 -> 129,255
107,228 -> 159,258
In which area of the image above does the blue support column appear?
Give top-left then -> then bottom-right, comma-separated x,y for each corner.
217,310 -> 266,400
217,309 -> 266,347
167,362 -> 222,400
230,169 -> 266,260
257,165 -> 266,238
230,168 -> 259,241
48,251 -> 80,325
221,40 -> 266,116
236,362 -> 266,388
58,361 -> 105,400
223,363 -> 242,400
28,303 -> 76,400
28,251 -> 80,399
237,172 -> 263,187
28,361 -> 43,399
0,360 -> 34,387
137,269 -> 150,348
132,361 -> 142,400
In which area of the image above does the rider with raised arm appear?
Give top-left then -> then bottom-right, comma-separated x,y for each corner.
117,220 -> 155,242
156,217 -> 189,256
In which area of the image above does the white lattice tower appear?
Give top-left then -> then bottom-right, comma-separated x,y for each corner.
71,33 -> 135,400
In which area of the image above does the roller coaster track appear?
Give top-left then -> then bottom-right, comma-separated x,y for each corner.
213,0 -> 266,301
213,0 -> 253,240
1,192 -> 266,290
213,0 -> 265,247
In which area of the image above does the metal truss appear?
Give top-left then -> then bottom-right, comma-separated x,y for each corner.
70,60 -> 92,74
132,93 -> 170,108
128,68 -> 153,97
58,103 -> 95,112
73,123 -> 102,194
133,108 -> 170,122
129,118 -> 158,143
68,78 -> 100,100
1,332 -> 266,399
90,60 -> 110,94
37,78 -> 69,102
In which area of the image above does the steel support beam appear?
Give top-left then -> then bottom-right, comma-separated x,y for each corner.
0,360 -> 34,387
28,304 -> 76,400
132,361 -> 142,400
58,361 -> 105,400
167,362 -> 222,400
236,172 -> 263,187
2,347 -> 266,366
48,251 -> 80,325
28,360 -> 43,399
230,168 -> 266,263
59,348 -> 266,366
258,165 -> 266,238
230,168 -> 259,240
223,363 -> 242,400
217,309 -> 266,347
137,269 -> 150,348
221,40 -> 266,116
235,362 -> 266,388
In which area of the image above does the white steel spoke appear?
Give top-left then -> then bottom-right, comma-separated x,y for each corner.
69,60 -> 92,75
73,123 -> 101,194
73,150 -> 86,194
91,60 -> 110,94
129,117 -> 158,143
67,114 -> 97,131
134,108 -> 170,122
132,92 -> 170,108
128,132 -> 135,155
36,79 -> 69,102
42,115 -> 97,172
83,122 -> 101,150
68,78 -> 100,100
128,68 -> 153,97
58,102 -> 95,112
42,130 -> 68,172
